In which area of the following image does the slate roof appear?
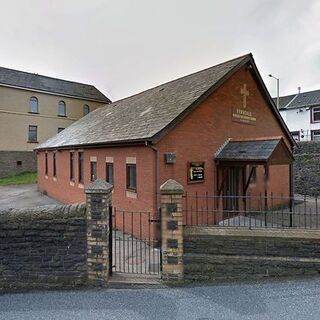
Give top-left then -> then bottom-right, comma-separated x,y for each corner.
276,89 -> 320,110
215,139 -> 281,161
0,66 -> 110,102
36,53 -> 294,150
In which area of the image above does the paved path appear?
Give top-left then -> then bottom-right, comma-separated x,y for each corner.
0,184 -> 60,210
1,278 -> 320,319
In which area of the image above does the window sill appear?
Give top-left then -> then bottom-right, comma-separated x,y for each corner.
126,190 -> 137,199
53,177 -> 57,182
27,141 -> 39,144
28,111 -> 39,114
57,114 -> 67,117
70,181 -> 75,187
45,175 -> 48,180
78,183 -> 84,189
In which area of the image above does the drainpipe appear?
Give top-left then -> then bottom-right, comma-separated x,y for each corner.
145,141 -> 160,213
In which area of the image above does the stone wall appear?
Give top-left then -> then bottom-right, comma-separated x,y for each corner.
0,203 -> 87,291
0,151 -> 36,178
184,227 -> 320,281
294,141 -> 320,195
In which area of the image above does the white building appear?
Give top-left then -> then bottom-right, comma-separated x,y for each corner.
278,89 -> 320,141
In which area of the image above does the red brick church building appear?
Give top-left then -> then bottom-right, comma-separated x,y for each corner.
36,53 -> 295,216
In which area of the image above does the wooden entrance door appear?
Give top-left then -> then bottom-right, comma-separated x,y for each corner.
223,167 -> 240,212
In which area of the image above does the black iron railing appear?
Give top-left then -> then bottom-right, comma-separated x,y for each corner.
111,209 -> 161,274
183,192 -> 320,229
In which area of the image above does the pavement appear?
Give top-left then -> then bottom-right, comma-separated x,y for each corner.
1,278 -> 320,319
0,184 -> 60,210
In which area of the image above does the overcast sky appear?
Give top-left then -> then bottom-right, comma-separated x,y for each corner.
0,0 -> 319,101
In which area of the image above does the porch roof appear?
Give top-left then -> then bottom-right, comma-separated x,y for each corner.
214,139 -> 293,165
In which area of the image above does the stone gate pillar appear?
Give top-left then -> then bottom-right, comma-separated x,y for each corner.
160,179 -> 184,281
85,179 -> 113,284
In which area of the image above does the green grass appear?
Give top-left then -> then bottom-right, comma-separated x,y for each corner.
0,171 -> 37,186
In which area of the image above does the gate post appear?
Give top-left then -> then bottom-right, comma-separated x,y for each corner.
85,179 -> 113,284
160,179 -> 184,281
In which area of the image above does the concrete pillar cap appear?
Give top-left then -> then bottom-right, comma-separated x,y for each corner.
160,179 -> 184,195
85,179 -> 113,194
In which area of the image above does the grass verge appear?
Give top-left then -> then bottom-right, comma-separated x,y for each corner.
0,171 -> 37,186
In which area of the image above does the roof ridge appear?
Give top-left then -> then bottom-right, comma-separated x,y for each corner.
0,65 -> 97,88
111,53 -> 251,105
279,88 -> 320,99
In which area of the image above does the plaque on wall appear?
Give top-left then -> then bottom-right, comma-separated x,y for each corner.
188,162 -> 205,183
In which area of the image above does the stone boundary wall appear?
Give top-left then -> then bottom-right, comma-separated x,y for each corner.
184,227 -> 320,281
0,203 -> 87,291
0,151 -> 36,178
294,141 -> 320,196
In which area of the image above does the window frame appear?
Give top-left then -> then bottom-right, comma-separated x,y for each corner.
45,153 -> 48,176
70,152 -> 75,181
28,125 -> 38,143
90,161 -> 97,182
106,162 -> 114,185
126,164 -> 137,191
290,131 -> 300,142
311,106 -> 320,123
29,96 -> 39,113
83,104 -> 90,116
53,152 -> 57,177
311,130 -> 320,141
58,101 -> 66,117
78,152 -> 84,184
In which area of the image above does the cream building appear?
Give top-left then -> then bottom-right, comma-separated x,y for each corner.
0,66 -> 110,177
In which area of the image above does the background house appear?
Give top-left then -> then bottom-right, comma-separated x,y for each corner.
278,89 -> 320,141
0,67 -> 110,178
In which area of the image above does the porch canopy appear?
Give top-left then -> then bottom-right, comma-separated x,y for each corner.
215,138 -> 293,165
215,138 -> 294,198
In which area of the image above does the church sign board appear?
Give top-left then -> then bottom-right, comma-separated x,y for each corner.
188,161 -> 205,183
232,84 -> 256,125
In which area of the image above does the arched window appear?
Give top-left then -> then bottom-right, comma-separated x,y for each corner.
83,104 -> 90,116
58,101 -> 66,116
29,97 -> 38,113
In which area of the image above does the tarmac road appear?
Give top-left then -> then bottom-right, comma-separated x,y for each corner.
0,278 -> 320,320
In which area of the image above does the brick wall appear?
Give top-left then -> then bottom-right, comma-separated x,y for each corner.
294,141 -> 320,196
184,227 -> 320,281
37,146 -> 156,213
0,151 -> 36,178
0,203 -> 87,291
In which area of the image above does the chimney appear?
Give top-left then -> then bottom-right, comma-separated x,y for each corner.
298,86 -> 301,94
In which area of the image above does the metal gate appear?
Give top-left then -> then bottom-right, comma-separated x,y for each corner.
109,208 -> 161,275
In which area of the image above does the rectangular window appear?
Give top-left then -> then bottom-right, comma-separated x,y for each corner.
70,152 -> 75,181
28,125 -> 37,142
78,152 -> 84,183
311,107 -> 320,122
312,130 -> 320,141
290,131 -> 300,142
53,152 -> 57,177
126,164 -> 136,191
45,153 -> 48,175
106,162 -> 114,185
90,161 -> 97,182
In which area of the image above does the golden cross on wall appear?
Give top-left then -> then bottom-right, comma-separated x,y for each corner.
240,84 -> 249,108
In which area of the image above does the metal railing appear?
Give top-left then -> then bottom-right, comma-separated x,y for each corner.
111,209 -> 161,274
183,192 -> 320,229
